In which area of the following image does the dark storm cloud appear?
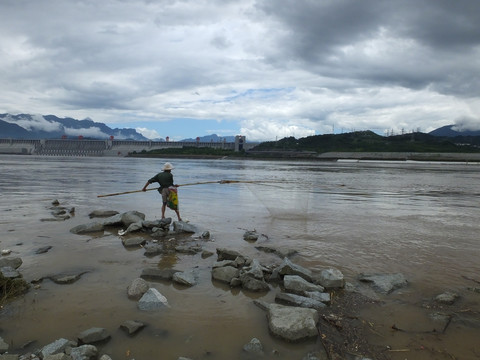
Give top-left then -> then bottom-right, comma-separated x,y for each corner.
256,0 -> 480,96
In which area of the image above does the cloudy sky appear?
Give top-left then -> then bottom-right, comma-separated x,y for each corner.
1,0 -> 480,141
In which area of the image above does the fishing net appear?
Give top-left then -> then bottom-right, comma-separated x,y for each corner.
167,186 -> 179,210
246,182 -> 311,219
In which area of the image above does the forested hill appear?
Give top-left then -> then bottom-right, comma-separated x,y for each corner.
251,131 -> 480,153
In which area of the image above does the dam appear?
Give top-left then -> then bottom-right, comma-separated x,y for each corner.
0,136 -> 253,156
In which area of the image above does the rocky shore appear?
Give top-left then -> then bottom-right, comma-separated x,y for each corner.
1,201 -> 479,360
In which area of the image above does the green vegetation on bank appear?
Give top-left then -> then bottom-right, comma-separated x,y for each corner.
129,146 -> 245,158
130,131 -> 480,158
252,131 -> 480,153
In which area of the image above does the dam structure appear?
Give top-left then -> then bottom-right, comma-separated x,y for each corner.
0,136 -> 254,156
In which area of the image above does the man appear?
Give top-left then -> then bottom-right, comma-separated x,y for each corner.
142,162 -> 182,221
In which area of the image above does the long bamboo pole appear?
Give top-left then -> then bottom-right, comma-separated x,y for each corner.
96,179 -> 267,198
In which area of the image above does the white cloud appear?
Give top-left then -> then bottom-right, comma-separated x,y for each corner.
136,127 -> 162,139
64,127 -> 109,138
0,0 -> 480,140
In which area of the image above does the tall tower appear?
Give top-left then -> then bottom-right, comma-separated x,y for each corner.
235,135 -> 245,152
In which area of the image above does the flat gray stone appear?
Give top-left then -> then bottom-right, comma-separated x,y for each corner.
284,275 -> 324,294
211,266 -> 239,284
140,268 -> 179,281
120,320 -> 146,335
77,327 -> 110,344
314,268 -> 345,289
70,344 -> 98,360
70,222 -> 104,234
275,292 -> 326,309
172,270 -> 197,287
277,258 -> 313,282
358,273 -> 408,294
267,304 -> 319,342
0,257 -> 22,269
122,237 -> 146,247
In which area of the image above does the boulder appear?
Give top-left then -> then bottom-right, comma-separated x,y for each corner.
358,273 -> 408,294
255,246 -> 298,258
172,221 -> 196,233
138,288 -> 169,311
284,275 -> 324,294
172,270 -> 198,287
77,327 -> 110,344
124,221 -> 143,233
40,338 -> 73,358
143,218 -> 171,229
88,210 -> 119,218
266,304 -> 319,342
435,291 -> 459,305
304,291 -> 331,305
212,266 -> 239,284
122,237 -> 146,248
70,222 -> 104,234
121,211 -> 146,227
275,292 -> 326,309
313,268 -> 344,289
127,278 -> 149,299
242,337 -> 264,356
277,258 -> 312,282
216,248 -> 242,261
120,320 -> 146,335
101,214 -> 123,226
70,344 -> 98,360
1,266 -> 20,279
0,257 -> 22,269
240,274 -> 270,292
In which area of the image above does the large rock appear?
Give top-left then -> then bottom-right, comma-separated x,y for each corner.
138,288 -> 169,311
0,257 -> 22,269
275,292 -> 326,309
216,248 -> 242,261
172,270 -> 198,287
266,304 -> 319,342
40,338 -> 73,358
89,210 -> 119,218
101,214 -> 123,226
284,275 -> 324,294
277,258 -> 312,282
70,344 -> 98,360
70,222 -> 104,234
143,218 -> 171,229
127,278 -> 149,299
121,211 -> 146,227
78,327 -> 110,344
122,236 -> 147,248
211,266 -> 239,284
240,274 -> 270,292
314,268 -> 345,289
358,273 -> 408,294
172,221 -> 196,233
124,221 -> 143,233
242,337 -> 264,356
120,320 -> 146,335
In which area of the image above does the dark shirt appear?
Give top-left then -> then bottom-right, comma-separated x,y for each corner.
148,171 -> 174,190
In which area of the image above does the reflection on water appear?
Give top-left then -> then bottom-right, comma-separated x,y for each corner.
1,155 -> 480,359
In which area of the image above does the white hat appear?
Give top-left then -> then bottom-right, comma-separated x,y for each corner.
163,162 -> 174,170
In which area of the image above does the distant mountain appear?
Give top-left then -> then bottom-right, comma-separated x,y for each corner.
0,113 -> 148,140
180,134 -> 236,143
429,125 -> 480,137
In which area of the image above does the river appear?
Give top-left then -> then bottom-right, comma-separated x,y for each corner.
1,155 -> 479,359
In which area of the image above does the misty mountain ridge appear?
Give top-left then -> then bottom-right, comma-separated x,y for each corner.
0,113 -> 148,141
0,113 -> 238,142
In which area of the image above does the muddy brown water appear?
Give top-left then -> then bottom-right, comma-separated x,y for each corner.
1,155 -> 480,359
